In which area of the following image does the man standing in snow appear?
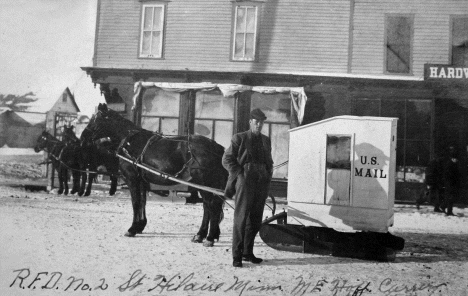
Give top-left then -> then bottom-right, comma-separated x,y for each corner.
441,146 -> 460,216
222,108 -> 274,268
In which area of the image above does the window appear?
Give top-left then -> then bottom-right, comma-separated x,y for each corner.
139,4 -> 165,58
232,4 -> 259,61
251,93 -> 290,179
451,16 -> 468,66
194,90 -> 235,148
385,15 -> 413,74
353,98 -> 432,184
62,93 -> 67,102
326,135 -> 352,206
141,88 -> 179,135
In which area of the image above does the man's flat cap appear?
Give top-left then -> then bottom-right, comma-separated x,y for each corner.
250,108 -> 267,121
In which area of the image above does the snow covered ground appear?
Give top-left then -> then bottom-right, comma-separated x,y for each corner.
1,185 -> 467,296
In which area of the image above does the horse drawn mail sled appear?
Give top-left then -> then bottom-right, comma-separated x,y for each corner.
88,105 -> 403,260
260,116 -> 405,262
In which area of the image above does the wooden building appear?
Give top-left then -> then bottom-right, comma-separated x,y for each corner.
0,108 -> 46,148
45,87 -> 81,190
82,0 -> 468,203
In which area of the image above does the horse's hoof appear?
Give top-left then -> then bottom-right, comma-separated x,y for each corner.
203,240 -> 214,247
137,231 -> 143,234
191,235 -> 203,243
124,232 -> 136,237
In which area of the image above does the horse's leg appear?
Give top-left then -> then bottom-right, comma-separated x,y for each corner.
78,169 -> 87,196
57,167 -> 64,195
84,172 -> 95,197
123,169 -> 147,237
192,196 -> 209,243
62,168 -> 69,195
202,192 -> 224,247
136,180 -> 148,234
70,169 -> 80,194
109,175 -> 118,196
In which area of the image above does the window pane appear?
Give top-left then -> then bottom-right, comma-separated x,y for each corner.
236,7 -> 246,32
387,45 -> 410,73
452,17 -> 468,66
143,7 -> 153,30
354,99 -> 379,116
234,34 -> 244,58
141,32 -> 151,54
406,100 -> 431,140
381,100 -> 405,138
387,16 -> 411,73
153,7 -> 162,31
251,93 -> 290,122
405,141 -> 430,166
396,140 -> 404,166
245,33 -> 255,59
246,8 -> 256,32
271,124 -> 290,178
326,136 -> 351,170
195,90 -> 235,120
142,88 -> 180,117
214,121 -> 233,148
452,18 -> 468,46
151,31 -> 161,56
161,118 -> 178,135
141,116 -> 160,132
194,120 -> 213,139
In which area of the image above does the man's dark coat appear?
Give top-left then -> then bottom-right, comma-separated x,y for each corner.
222,130 -> 274,198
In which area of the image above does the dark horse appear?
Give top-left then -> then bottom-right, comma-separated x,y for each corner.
88,104 -> 227,246
62,125 -> 119,196
34,131 -> 81,195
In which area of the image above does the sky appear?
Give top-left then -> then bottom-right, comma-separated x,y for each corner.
0,0 -> 105,116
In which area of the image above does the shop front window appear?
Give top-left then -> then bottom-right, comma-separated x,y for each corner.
194,90 -> 234,148
251,93 -> 291,179
353,98 -> 432,184
141,88 -> 180,135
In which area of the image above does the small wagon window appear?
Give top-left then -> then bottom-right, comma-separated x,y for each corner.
326,136 -> 351,170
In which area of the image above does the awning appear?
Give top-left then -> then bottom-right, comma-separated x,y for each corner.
132,81 -> 308,124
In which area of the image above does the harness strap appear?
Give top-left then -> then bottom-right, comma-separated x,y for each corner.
136,134 -> 161,164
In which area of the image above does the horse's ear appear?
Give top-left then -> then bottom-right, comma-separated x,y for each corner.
98,103 -> 109,112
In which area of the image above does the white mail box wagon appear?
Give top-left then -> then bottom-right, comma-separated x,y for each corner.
260,116 -> 404,261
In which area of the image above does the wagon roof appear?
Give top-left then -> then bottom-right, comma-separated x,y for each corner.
289,115 -> 399,133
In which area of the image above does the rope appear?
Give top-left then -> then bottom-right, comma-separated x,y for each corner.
273,160 -> 288,170
116,154 -> 236,210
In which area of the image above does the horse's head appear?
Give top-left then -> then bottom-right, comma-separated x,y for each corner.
82,104 -> 127,154
62,125 -> 79,144
34,131 -> 54,153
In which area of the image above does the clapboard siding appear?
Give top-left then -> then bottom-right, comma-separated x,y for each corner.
352,0 -> 468,77
95,0 -> 350,74
95,0 -> 466,78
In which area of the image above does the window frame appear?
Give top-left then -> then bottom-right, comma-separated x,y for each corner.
450,15 -> 468,67
352,97 -> 434,184
138,3 -> 166,59
231,3 -> 260,62
384,14 -> 414,75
